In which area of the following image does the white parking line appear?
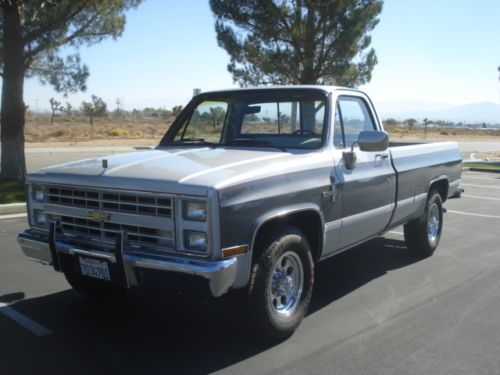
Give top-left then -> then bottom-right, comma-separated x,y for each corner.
463,194 -> 500,201
0,302 -> 52,336
461,183 -> 500,190
389,231 -> 404,236
0,213 -> 27,220
463,175 -> 500,181
447,210 -> 500,219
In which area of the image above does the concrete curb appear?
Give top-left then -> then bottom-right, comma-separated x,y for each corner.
0,203 -> 26,215
468,167 -> 500,174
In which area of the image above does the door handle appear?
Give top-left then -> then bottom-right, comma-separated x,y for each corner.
375,153 -> 389,160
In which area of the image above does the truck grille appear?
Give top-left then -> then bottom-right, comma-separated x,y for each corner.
47,186 -> 173,218
60,215 -> 175,249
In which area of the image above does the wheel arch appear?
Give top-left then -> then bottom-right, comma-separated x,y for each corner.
428,175 -> 449,202
250,204 -> 325,263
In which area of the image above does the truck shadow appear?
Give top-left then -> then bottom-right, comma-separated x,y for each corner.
2,236 -> 419,374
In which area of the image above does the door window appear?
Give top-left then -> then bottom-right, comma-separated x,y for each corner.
334,96 -> 376,148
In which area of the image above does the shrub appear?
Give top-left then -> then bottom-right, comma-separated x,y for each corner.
106,128 -> 130,137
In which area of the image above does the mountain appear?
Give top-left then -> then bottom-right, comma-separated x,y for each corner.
376,100 -> 500,124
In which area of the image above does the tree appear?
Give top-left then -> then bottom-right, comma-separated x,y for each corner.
0,0 -> 143,181
210,0 -> 383,87
48,98 -> 63,124
404,118 -> 417,130
64,102 -> 73,115
172,105 -> 183,117
81,95 -> 107,127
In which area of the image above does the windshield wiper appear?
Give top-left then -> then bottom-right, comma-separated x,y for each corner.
168,138 -> 218,147
227,138 -> 287,151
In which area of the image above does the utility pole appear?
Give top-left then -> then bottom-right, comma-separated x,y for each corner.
115,97 -> 122,111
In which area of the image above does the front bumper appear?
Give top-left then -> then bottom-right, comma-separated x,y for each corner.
17,228 -> 238,297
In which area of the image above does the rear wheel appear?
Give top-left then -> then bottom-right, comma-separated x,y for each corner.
404,189 -> 443,257
245,226 -> 314,341
64,270 -> 125,300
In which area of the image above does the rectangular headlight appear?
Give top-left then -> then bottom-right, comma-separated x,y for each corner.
184,230 -> 207,252
183,200 -> 207,222
33,185 -> 44,202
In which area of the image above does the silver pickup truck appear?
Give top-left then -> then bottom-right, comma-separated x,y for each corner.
18,86 -> 462,340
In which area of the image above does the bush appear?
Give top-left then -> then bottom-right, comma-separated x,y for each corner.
106,128 -> 130,137
49,128 -> 71,138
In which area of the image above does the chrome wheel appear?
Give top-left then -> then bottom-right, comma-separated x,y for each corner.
427,203 -> 440,243
269,251 -> 304,317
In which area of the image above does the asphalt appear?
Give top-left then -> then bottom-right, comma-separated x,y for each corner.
0,171 -> 499,374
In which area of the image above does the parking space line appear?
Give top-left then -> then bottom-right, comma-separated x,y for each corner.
0,302 -> 52,336
462,194 -> 500,201
461,183 -> 500,190
462,175 -> 500,181
389,231 -> 404,236
0,213 -> 27,220
448,210 -> 500,219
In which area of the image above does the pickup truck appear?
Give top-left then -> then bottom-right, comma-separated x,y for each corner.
18,86 -> 462,340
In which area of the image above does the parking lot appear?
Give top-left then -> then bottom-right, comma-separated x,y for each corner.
1,170 -> 499,374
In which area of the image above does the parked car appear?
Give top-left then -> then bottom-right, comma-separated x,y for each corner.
18,86 -> 462,340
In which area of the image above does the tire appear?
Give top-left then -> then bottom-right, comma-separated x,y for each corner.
245,225 -> 314,342
64,270 -> 125,300
404,189 -> 443,257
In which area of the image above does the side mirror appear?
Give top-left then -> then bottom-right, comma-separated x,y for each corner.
342,131 -> 389,169
358,131 -> 389,152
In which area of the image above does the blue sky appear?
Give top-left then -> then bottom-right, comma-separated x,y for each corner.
22,0 -> 500,112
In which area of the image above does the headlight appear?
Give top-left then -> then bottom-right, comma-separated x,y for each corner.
183,200 -> 207,222
33,186 -> 44,202
184,230 -> 207,251
33,209 -> 47,227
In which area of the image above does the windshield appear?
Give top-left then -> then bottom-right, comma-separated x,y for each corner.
162,90 -> 328,150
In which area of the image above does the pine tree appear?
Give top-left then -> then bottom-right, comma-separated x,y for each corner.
210,0 -> 383,87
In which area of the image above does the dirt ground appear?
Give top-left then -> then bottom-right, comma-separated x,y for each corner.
24,133 -> 500,148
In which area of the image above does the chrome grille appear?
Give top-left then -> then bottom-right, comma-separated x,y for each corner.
60,215 -> 174,249
46,186 -> 173,218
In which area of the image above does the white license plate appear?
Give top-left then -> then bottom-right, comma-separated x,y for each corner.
79,257 -> 111,281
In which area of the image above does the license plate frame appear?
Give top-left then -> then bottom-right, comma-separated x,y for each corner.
79,257 -> 111,281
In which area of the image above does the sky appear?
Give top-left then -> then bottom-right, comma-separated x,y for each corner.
20,0 -> 500,112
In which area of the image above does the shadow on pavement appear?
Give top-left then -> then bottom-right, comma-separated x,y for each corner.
1,237 -> 419,374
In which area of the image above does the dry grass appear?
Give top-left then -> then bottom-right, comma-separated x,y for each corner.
25,114 -> 172,142
24,114 -> 500,144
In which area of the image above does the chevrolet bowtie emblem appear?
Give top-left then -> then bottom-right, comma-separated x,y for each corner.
87,210 -> 110,221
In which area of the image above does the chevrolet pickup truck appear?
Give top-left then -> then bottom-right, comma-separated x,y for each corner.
18,86 -> 462,340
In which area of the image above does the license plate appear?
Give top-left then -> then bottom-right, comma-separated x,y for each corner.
79,257 -> 111,281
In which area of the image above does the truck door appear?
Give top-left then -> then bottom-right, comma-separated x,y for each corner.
331,94 -> 396,250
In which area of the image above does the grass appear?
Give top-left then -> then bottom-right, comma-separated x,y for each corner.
0,180 -> 25,204
463,163 -> 500,170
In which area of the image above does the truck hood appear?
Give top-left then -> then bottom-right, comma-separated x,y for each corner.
28,147 -> 330,195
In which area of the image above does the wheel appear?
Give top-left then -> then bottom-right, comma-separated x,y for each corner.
404,189 -> 443,257
245,225 -> 314,341
64,270 -> 125,300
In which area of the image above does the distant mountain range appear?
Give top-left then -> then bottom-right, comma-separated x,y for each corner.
375,100 -> 500,125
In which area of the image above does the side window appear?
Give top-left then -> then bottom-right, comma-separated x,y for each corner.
333,103 -> 344,148
336,96 -> 375,148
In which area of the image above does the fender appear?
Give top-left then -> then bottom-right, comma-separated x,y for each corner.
249,203 -> 325,256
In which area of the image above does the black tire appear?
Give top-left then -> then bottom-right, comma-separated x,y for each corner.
404,189 -> 443,257
245,225 -> 314,342
64,270 -> 125,300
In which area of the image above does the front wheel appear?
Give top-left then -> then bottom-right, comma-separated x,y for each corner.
404,189 -> 443,257
245,226 -> 314,341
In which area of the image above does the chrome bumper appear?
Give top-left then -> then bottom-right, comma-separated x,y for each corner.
17,230 -> 238,297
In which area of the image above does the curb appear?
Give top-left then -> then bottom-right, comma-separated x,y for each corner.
468,167 -> 500,174
0,203 -> 26,215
